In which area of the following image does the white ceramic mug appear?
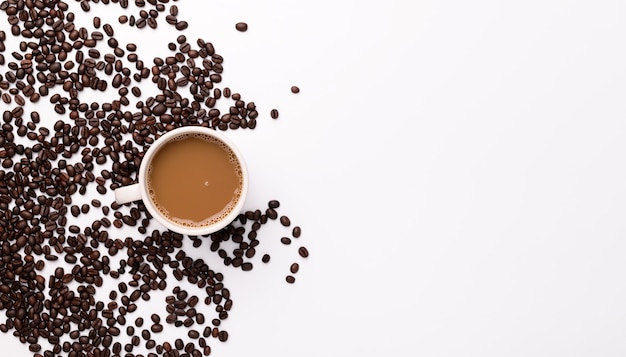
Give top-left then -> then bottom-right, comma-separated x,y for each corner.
114,126 -> 248,236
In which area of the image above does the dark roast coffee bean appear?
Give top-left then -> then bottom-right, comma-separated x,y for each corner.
291,86 -> 300,93
262,254 -> 271,263
271,109 -> 279,119
175,21 -> 189,30
71,205 -> 80,217
298,246 -> 309,258
268,200 -> 280,208
286,275 -> 296,284
235,22 -> 248,32
290,263 -> 299,274
151,314 -> 160,323
280,216 -> 291,226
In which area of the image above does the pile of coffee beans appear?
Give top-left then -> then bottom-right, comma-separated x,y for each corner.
0,1 -> 308,356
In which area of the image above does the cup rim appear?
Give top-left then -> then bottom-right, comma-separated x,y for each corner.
138,126 -> 249,236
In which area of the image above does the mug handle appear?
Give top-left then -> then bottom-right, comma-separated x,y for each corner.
114,183 -> 142,204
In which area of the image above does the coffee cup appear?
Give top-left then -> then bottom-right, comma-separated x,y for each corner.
114,126 -> 248,236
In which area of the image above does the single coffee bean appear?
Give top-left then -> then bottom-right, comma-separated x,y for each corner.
150,324 -> 163,333
235,22 -> 248,32
286,275 -> 296,284
298,246 -> 309,258
71,205 -> 80,217
291,86 -> 300,93
268,200 -> 280,208
175,21 -> 189,30
270,109 -> 279,119
280,216 -> 291,226
290,263 -> 299,274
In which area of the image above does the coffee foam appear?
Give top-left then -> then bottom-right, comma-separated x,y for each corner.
145,132 -> 244,228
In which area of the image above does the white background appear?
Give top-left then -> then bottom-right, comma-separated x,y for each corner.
2,0 -> 626,356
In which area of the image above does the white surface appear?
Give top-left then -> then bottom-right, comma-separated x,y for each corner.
2,0 -> 626,356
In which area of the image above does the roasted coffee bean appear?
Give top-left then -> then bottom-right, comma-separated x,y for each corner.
151,324 -> 163,333
196,313 -> 205,324
290,263 -> 300,274
286,275 -> 296,284
266,208 -> 278,219
175,21 -> 189,30
218,330 -> 229,341
280,237 -> 292,245
122,216 -> 137,226
235,22 -> 248,32
271,109 -> 279,119
292,226 -> 302,238
291,85 -> 300,93
188,295 -> 199,307
262,254 -> 271,263
174,338 -> 184,350
71,205 -> 80,217
268,200 -> 280,208
151,314 -> 160,324
166,314 -> 177,324
298,246 -> 310,258
280,216 -> 291,226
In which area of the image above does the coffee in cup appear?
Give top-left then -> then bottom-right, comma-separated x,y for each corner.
114,126 -> 248,235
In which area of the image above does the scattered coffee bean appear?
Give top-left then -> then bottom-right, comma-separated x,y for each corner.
280,216 -> 291,226
291,86 -> 300,93
268,200 -> 280,208
235,22 -> 248,32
